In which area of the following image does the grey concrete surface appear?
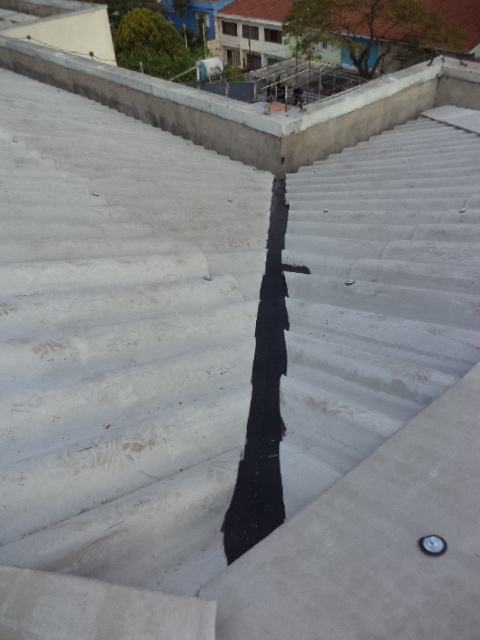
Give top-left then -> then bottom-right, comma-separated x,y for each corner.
201,360 -> 480,640
0,564 -> 216,640
435,63 -> 480,111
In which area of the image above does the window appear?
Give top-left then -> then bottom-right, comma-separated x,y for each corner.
322,38 -> 329,49
242,25 -> 259,40
264,28 -> 282,44
246,53 -> 261,70
222,21 -> 237,36
226,48 -> 241,66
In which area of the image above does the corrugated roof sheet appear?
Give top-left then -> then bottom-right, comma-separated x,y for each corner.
280,108 -> 480,517
200,108 -> 480,640
0,67 -> 272,596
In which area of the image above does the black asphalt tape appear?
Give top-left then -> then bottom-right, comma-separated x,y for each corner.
222,177 -> 289,564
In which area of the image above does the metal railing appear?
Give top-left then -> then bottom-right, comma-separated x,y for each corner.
246,58 -> 367,105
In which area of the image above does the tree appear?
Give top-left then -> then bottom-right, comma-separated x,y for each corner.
93,0 -> 167,33
196,11 -> 208,59
283,0 -> 464,79
173,0 -> 190,48
114,9 -> 195,80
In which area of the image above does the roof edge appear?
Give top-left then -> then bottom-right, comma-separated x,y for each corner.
1,34 -> 479,175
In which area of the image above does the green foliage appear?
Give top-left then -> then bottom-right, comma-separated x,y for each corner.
118,50 -> 196,81
172,0 -> 190,20
222,63 -> 245,82
93,0 -> 166,32
195,12 -> 208,54
283,0 -> 465,79
114,9 -> 195,81
180,26 -> 196,49
114,9 -> 184,59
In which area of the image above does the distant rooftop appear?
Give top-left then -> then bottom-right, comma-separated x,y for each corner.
217,0 -> 292,23
423,0 -> 480,52
218,0 -> 480,54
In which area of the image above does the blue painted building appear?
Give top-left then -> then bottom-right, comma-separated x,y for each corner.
162,0 -> 235,40
341,35 -> 380,72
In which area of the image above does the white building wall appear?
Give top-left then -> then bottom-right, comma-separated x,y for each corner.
216,15 -> 342,69
2,6 -> 116,65
216,15 -> 287,68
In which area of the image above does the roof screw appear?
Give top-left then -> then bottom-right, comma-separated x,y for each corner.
228,198 -> 233,203
12,139 -> 18,143
323,208 -> 329,213
419,535 -> 447,556
313,169 -> 317,173
459,207 -> 467,213
345,279 -> 355,286
203,275 -> 213,281
92,192 -> 100,197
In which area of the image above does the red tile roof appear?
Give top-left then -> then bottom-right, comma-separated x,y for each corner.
218,0 -> 292,23
422,0 -> 480,50
218,0 -> 479,51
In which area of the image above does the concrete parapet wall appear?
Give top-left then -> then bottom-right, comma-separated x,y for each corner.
0,36 -> 284,172
0,35 -> 477,176
435,64 -> 480,110
0,0 -> 92,17
281,75 -> 438,173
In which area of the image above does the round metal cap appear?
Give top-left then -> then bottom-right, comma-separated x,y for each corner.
419,535 -> 447,556
203,275 -> 213,281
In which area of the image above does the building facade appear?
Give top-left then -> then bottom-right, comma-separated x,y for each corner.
162,0 -> 235,41
215,0 -> 340,70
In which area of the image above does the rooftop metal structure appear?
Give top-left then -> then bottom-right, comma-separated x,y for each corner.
247,57 -> 367,105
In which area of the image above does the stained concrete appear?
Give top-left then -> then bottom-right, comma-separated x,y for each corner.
435,64 -> 480,111
0,564 -> 216,640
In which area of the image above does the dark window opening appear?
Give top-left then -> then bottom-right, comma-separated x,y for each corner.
242,25 -> 259,40
265,28 -> 282,44
226,48 -> 241,66
246,53 -> 262,70
222,21 -> 238,36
